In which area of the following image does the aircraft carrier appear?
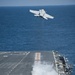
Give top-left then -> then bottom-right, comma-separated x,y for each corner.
0,51 -> 72,75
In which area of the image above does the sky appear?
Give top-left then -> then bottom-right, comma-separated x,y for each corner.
0,0 -> 75,6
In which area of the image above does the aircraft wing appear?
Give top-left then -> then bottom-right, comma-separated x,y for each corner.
29,10 -> 39,15
44,13 -> 54,19
43,16 -> 48,20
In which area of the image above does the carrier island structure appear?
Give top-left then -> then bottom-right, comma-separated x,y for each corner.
0,51 -> 72,75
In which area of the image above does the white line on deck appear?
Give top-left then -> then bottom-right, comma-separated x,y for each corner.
8,52 -> 30,75
52,51 -> 59,74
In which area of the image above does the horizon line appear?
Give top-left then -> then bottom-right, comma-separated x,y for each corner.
0,4 -> 75,7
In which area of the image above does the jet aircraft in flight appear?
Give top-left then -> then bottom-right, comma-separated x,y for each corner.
29,9 -> 54,20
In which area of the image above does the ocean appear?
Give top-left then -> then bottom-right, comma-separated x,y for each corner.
0,5 -> 75,74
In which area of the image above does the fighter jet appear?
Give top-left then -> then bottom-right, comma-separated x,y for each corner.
29,9 -> 54,20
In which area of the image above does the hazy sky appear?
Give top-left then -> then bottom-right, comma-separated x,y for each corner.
0,0 -> 75,6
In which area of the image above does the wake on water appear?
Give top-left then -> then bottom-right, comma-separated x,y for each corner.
32,62 -> 58,75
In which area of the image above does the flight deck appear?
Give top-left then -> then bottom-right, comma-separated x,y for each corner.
0,51 -> 72,75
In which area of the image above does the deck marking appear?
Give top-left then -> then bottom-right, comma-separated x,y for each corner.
0,52 -> 7,55
35,52 -> 41,62
8,52 -> 30,75
52,51 -> 59,74
8,63 -> 17,69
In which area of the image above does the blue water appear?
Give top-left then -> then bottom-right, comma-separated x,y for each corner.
0,6 -> 75,74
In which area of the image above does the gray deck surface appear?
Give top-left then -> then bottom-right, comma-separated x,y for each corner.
0,51 -> 55,75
